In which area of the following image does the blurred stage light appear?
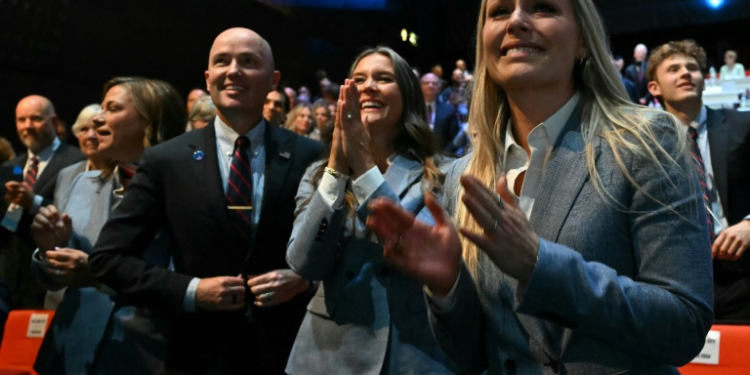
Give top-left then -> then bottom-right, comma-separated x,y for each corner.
707,0 -> 724,8
401,29 -> 408,42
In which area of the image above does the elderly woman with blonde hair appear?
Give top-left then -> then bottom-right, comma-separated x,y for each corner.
367,0 -> 713,373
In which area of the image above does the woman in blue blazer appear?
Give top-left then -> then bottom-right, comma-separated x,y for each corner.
30,77 -> 185,375
285,47 -> 454,375
367,0 -> 714,374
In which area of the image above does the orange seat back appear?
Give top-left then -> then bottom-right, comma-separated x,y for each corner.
0,310 -> 54,374
680,324 -> 750,375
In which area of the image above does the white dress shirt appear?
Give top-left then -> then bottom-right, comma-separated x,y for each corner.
184,117 -> 266,312
429,92 -> 580,310
690,106 -> 735,235
425,101 -> 437,130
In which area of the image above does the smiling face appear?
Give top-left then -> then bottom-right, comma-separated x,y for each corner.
293,107 -> 314,134
482,0 -> 582,93
92,85 -> 148,163
263,90 -> 286,126
205,28 -> 280,125
648,54 -> 704,108
76,118 -> 100,159
15,96 -> 57,154
352,53 -> 403,143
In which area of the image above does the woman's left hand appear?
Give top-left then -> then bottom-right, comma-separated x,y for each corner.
459,175 -> 540,285
45,248 -> 96,288
339,78 -> 375,179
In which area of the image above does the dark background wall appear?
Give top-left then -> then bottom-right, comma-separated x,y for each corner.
2,0 -> 749,153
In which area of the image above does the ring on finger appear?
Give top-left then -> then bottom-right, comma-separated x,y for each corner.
55,269 -> 61,276
262,292 -> 272,301
394,236 -> 404,253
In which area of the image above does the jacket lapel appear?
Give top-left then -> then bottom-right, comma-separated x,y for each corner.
706,107 -> 729,207
528,109 -> 594,243
35,146 -> 65,194
187,124 -> 228,219
254,123 -> 295,249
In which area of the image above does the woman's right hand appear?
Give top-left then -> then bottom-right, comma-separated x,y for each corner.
366,194 -> 462,296
30,205 -> 72,253
328,83 -> 349,174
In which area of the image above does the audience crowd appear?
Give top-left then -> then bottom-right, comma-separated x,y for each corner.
0,0 -> 749,374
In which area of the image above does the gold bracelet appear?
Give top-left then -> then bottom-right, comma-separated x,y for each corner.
324,166 -> 349,180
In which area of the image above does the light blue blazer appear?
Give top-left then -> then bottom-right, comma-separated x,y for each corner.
428,112 -> 714,374
286,155 -> 455,375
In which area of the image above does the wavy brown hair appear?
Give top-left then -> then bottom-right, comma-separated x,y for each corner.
100,77 -> 186,180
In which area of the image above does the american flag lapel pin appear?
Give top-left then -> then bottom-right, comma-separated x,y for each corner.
279,151 -> 291,160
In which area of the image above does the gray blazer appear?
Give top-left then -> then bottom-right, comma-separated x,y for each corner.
286,156 -> 455,375
428,113 -> 714,374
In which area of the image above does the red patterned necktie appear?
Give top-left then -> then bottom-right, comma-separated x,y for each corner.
24,156 -> 39,190
687,127 -> 715,242
226,136 -> 254,238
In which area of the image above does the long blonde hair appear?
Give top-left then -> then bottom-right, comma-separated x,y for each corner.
458,0 -> 689,274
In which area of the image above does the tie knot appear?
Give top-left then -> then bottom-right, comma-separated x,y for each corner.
235,136 -> 250,151
30,156 -> 39,165
687,126 -> 698,141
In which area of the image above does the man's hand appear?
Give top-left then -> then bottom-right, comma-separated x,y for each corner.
4,181 -> 34,209
713,220 -> 750,261
247,270 -> 309,308
195,276 -> 247,311
46,248 -> 96,288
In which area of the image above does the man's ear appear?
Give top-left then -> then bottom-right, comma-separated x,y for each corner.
647,80 -> 661,98
205,70 -> 210,92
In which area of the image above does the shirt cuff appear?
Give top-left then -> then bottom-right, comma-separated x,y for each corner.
317,172 -> 346,209
29,195 -> 43,215
744,215 -> 750,221
183,277 -> 201,312
424,268 -> 461,312
31,248 -> 46,266
352,166 -> 384,205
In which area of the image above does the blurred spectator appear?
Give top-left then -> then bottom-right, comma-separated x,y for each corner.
297,86 -> 311,105
188,95 -> 216,130
0,137 -> 15,163
312,101 -> 333,145
624,43 -> 650,105
284,86 -> 297,109
263,88 -> 290,127
439,68 -> 464,104
421,73 -> 459,152
720,50 -> 746,80
431,64 -> 443,78
56,119 -> 70,143
612,55 -> 638,103
186,88 -> 207,113
285,104 -> 317,140
71,104 -> 105,171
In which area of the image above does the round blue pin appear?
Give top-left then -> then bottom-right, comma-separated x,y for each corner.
193,150 -> 205,161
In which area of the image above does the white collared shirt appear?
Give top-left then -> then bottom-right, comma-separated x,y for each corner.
425,101 -> 437,130
503,92 -> 580,218
690,106 -> 731,234
3,137 -> 61,222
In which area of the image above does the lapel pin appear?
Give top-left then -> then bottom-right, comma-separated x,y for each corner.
193,150 -> 205,161
279,151 -> 290,160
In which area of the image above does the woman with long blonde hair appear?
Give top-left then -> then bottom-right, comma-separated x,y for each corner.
367,0 -> 713,373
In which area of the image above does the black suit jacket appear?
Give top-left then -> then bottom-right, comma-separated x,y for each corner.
89,121 -> 324,373
707,107 -> 750,320
430,101 -> 459,153
623,62 -> 651,103
0,142 -> 83,308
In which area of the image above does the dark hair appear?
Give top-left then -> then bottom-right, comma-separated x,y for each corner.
275,87 -> 291,113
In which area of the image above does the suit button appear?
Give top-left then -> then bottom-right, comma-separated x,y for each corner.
346,271 -> 355,280
504,359 -> 516,374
